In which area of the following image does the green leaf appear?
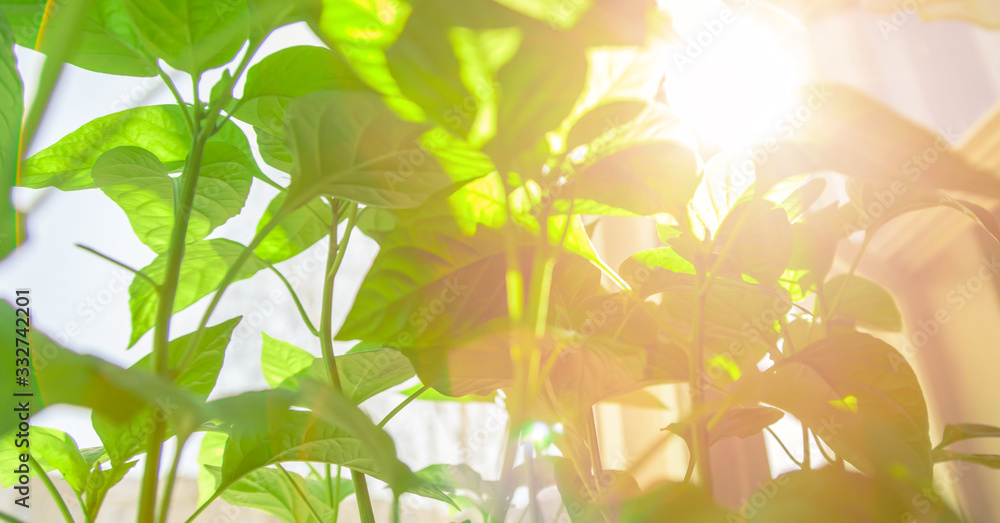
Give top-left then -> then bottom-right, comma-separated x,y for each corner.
316,0 -> 423,119
753,332 -> 933,484
0,8 -> 21,260
566,104 -> 700,216
217,466 -> 337,523
619,247 -> 695,298
757,83 -> 1000,198
95,317 -> 241,465
820,274 -> 902,332
135,316 -> 241,398
385,2 -> 522,141
0,427 -> 89,492
935,423 -> 1000,449
82,460 -> 137,519
207,384 -> 453,505
123,0 -> 249,74
281,90 -> 485,210
197,432 -> 228,505
1,0 -> 157,76
401,384 -> 496,403
566,100 -> 646,153
487,30 -> 587,174
236,45 -> 367,134
254,194 -> 332,263
92,144 -> 253,253
22,105 -> 259,190
261,334 -> 415,404
128,239 -> 266,346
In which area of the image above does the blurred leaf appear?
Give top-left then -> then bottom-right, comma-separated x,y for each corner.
128,239 -> 266,347
757,84 -> 1000,199
749,468 -> 912,522
619,248 -> 695,298
554,458 -> 640,523
123,0 -> 249,74
566,100 -> 646,153
22,105 -> 259,190
820,274 -> 902,332
0,9 -> 20,259
616,481 -> 728,522
0,427 -> 89,492
95,317 -> 241,465
254,194 -> 332,263
92,143 -> 253,253
935,423 -> 1000,449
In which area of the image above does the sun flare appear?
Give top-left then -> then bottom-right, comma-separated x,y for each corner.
661,0 -> 813,149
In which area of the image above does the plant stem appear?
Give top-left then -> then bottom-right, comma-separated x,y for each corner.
813,432 -> 836,464
30,457 -> 74,523
277,464 -> 324,522
317,202 -> 374,523
378,385 -> 429,429
764,427 -> 803,468
265,260 -> 319,336
332,465 -> 342,523
156,438 -> 186,523
75,244 -> 159,287
137,119 -> 211,523
689,267 -> 713,495
801,426 -> 812,470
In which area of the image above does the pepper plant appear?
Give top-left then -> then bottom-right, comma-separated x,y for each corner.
2,0 -> 1000,522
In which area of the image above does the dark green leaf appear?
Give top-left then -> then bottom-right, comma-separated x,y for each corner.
554,458 -> 640,523
714,200 -> 794,286
667,406 -> 784,448
616,481 -> 728,523
749,468 -> 913,522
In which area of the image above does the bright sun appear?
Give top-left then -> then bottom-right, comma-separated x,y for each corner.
659,0 -> 813,149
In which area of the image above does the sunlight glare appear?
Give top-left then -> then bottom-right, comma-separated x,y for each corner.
660,1 -> 812,149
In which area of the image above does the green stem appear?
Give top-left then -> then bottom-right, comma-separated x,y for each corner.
801,427 -> 812,470
277,464 -> 324,522
0,511 -> 26,523
156,66 -> 193,133
316,202 -> 373,523
30,457 -> 74,523
823,233 -> 872,327
75,244 -> 159,287
156,438 -> 186,523
332,465 -> 342,523
689,267 -> 713,495
138,119 -> 211,523
265,260 -> 319,336
377,385 -> 429,429
813,432 -> 836,464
